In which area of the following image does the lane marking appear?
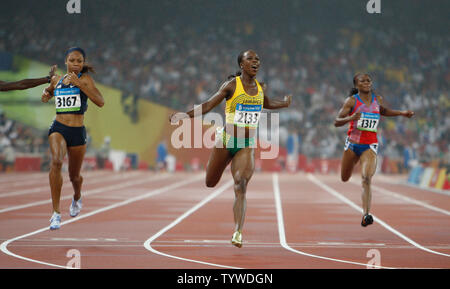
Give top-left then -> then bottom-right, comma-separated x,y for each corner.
143,179 -> 241,269
50,238 -> 118,242
308,174 -> 450,258
0,170 -> 113,191
0,173 -> 171,214
0,171 -> 144,198
0,174 -> 204,269
376,175 -> 450,196
272,173 -> 394,269
349,179 -> 450,216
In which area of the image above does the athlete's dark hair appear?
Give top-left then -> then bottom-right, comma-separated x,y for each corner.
65,47 -> 95,74
349,73 -> 370,96
227,50 -> 246,80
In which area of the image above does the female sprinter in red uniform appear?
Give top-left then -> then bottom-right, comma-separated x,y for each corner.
334,73 -> 414,226
170,50 -> 291,247
41,47 -> 104,230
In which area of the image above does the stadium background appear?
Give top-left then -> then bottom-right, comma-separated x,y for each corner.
0,0 -> 448,190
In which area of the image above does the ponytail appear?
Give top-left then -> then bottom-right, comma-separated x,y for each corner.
81,63 -> 95,74
227,70 -> 242,80
349,87 -> 358,96
227,50 -> 246,80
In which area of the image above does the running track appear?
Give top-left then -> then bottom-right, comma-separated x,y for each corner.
0,170 -> 449,269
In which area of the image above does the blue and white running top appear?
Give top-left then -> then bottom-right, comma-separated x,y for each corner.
54,73 -> 88,114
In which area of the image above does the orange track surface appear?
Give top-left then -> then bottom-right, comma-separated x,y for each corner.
0,171 -> 449,269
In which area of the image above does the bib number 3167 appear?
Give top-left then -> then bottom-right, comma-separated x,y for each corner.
55,87 -> 81,112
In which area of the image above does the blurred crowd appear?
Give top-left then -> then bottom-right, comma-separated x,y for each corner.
0,110 -> 49,171
1,1 -> 448,170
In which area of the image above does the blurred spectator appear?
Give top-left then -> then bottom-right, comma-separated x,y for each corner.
156,140 -> 168,171
96,136 -> 111,169
1,144 -> 15,171
286,127 -> 300,171
0,1 -> 448,168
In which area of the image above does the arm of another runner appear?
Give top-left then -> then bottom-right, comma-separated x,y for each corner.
1,65 -> 57,92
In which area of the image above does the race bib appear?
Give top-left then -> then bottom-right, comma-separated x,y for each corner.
357,112 -> 380,132
54,87 -> 81,113
233,104 -> 262,127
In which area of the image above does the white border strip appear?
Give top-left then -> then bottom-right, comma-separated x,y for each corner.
143,179 -> 241,269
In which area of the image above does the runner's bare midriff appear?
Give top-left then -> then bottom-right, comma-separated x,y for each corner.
55,114 -> 84,127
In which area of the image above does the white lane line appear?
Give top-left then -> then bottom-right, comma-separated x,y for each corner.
0,170 -> 111,189
0,174 -> 204,269
349,179 -> 450,216
0,171 -> 144,198
376,175 -> 450,196
308,174 -> 450,258
143,179 -> 240,269
0,173 -> 171,214
272,173 -> 394,269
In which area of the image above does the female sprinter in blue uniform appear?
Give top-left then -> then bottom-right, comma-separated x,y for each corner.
41,47 -> 104,230
170,50 -> 291,247
334,73 -> 414,227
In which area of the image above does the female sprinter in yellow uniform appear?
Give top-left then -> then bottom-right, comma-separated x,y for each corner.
170,50 -> 291,247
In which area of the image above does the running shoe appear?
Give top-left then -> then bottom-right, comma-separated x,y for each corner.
361,214 -> 374,227
69,197 -> 82,217
50,212 -> 61,230
231,230 -> 243,248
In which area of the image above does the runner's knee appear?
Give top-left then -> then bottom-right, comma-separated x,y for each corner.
50,158 -> 63,170
341,173 -> 351,182
234,177 -> 247,196
70,174 -> 82,184
361,175 -> 371,186
205,177 -> 218,188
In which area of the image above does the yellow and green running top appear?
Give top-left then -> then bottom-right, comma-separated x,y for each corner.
225,76 -> 264,128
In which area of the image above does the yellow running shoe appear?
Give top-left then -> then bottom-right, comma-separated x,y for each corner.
231,230 -> 242,248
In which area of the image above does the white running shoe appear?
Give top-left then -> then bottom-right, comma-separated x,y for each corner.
50,212 -> 61,230
69,197 -> 82,217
